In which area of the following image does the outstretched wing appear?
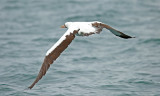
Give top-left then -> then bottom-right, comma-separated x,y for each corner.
28,28 -> 80,89
92,22 -> 134,39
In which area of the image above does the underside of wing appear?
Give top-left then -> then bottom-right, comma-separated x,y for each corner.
28,28 -> 79,89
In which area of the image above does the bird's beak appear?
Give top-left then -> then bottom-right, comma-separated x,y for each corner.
60,25 -> 66,28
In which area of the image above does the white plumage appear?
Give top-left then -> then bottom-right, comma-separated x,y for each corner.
65,21 -> 102,36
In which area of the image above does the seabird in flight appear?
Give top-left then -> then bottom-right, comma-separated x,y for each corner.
28,21 -> 134,89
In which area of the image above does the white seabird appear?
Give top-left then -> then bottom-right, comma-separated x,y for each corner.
28,21 -> 134,89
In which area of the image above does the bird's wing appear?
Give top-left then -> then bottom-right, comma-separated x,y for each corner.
28,28 -> 80,89
92,22 -> 134,39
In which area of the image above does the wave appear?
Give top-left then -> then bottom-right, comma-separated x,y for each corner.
142,38 -> 160,44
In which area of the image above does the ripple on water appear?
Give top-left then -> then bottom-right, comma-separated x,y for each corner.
140,38 -> 160,45
73,56 -> 98,62
127,78 -> 155,85
97,84 -> 131,91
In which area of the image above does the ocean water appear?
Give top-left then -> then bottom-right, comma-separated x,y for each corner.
0,0 -> 160,96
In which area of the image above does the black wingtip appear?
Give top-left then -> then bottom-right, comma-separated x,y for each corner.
119,32 -> 135,39
119,35 -> 135,39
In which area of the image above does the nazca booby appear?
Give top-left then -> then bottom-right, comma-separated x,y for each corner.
28,21 -> 134,89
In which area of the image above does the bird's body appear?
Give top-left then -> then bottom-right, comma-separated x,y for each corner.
66,21 -> 102,36
28,21 -> 135,89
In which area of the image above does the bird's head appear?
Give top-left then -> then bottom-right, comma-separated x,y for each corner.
60,22 -> 72,28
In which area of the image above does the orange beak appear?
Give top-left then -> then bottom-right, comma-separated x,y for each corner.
60,25 -> 66,28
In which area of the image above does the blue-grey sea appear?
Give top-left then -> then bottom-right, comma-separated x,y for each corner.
0,0 -> 160,96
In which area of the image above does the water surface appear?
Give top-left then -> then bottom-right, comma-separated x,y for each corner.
0,0 -> 160,96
